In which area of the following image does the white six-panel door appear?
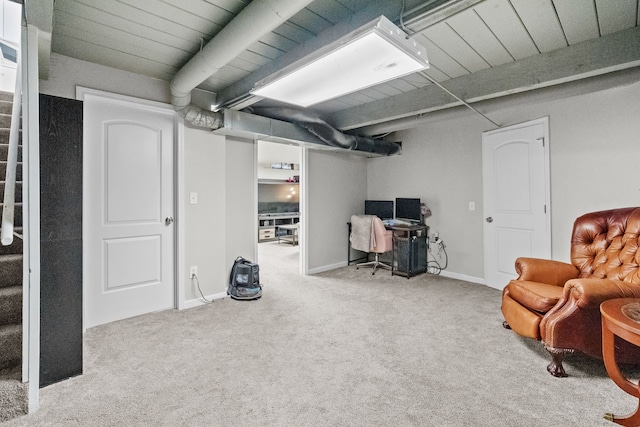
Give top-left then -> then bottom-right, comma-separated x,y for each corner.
482,118 -> 550,290
83,91 -> 176,329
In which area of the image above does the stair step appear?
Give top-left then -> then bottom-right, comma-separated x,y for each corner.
0,324 -> 21,372
0,182 -> 22,203
0,232 -> 22,256
0,162 -> 22,181
0,144 -> 22,162
0,101 -> 12,115
0,114 -> 9,129
0,254 -> 22,288
0,92 -> 12,102
0,363 -> 20,381
0,286 -> 21,325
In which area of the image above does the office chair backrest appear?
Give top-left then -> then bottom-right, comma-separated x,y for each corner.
371,216 -> 392,253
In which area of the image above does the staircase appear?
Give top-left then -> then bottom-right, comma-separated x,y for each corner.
0,91 -> 27,421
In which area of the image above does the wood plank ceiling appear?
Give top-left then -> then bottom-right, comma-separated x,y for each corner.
49,0 -> 640,131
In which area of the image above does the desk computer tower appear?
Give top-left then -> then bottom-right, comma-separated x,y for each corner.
394,236 -> 427,278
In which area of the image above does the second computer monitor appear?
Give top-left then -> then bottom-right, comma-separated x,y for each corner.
364,200 -> 394,220
395,198 -> 421,223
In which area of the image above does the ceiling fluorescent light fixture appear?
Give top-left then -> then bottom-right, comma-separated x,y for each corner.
250,16 -> 429,107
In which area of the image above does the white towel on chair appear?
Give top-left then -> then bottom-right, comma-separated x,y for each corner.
350,215 -> 376,252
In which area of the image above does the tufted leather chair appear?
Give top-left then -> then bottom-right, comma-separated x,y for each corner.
502,207 -> 640,377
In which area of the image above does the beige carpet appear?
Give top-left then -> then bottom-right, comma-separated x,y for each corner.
4,241 -> 638,426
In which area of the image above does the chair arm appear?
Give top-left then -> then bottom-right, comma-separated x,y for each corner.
562,278 -> 640,308
514,257 -> 579,286
540,278 -> 640,356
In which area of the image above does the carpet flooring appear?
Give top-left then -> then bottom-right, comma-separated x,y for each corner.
4,241 -> 638,426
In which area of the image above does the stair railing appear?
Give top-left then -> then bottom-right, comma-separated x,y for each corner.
1,55 -> 21,246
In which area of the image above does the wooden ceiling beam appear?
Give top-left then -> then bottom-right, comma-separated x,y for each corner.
329,25 -> 640,131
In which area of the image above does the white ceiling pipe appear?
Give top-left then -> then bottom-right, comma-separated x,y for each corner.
170,0 -> 314,128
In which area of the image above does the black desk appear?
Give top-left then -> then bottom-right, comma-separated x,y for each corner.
347,222 -> 428,276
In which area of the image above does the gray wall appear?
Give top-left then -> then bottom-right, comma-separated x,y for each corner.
183,130 -> 257,301
306,150 -> 368,272
367,112 -> 487,280
183,128 -> 227,300
368,73 -> 640,282
41,52 -> 640,291
223,136 -> 257,281
497,80 -> 640,257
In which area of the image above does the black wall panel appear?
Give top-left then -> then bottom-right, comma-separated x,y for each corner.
39,94 -> 83,387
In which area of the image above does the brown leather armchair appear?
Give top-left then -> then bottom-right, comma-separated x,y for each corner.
502,207 -> 640,377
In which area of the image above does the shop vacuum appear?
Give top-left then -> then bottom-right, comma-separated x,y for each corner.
228,256 -> 262,300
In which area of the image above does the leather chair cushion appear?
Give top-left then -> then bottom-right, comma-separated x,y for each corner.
502,293 -> 542,340
506,280 -> 563,313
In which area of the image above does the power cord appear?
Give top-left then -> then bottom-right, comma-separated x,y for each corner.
427,238 -> 448,274
191,273 -> 212,303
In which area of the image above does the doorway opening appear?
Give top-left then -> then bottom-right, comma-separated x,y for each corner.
256,140 -> 302,277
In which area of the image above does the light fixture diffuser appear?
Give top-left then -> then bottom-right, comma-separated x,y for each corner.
250,16 -> 429,107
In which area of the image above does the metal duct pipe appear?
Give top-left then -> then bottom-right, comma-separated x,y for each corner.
250,107 -> 401,156
169,0 -> 314,127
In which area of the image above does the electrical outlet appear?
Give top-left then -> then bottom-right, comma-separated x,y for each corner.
189,265 -> 198,278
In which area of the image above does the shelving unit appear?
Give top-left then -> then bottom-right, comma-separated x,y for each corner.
258,213 -> 300,242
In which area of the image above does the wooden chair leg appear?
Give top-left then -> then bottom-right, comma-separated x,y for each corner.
545,346 -> 569,378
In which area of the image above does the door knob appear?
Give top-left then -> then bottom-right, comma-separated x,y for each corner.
165,217 -> 174,225
485,217 -> 493,223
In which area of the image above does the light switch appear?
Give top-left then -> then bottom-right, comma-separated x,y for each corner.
189,192 -> 198,205
469,201 -> 475,211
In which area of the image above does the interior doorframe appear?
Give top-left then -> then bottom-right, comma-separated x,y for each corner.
482,116 -> 551,289
300,146 -> 308,275
76,87 -> 183,327
254,140 -> 307,275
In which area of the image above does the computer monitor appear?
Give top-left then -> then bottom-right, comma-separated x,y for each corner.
364,200 -> 394,220
395,198 -> 421,223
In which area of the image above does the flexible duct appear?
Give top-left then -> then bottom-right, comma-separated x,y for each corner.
250,107 -> 401,156
169,0 -> 400,156
169,0 -> 314,126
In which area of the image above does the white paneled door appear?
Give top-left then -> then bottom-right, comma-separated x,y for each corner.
482,118 -> 550,290
83,91 -> 176,329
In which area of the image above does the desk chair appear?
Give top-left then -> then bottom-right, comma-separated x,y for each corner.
350,215 -> 393,274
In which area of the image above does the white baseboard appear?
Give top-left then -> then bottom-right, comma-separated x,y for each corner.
182,291 -> 229,309
438,270 -> 486,286
307,262 -> 487,287
307,261 -> 348,275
